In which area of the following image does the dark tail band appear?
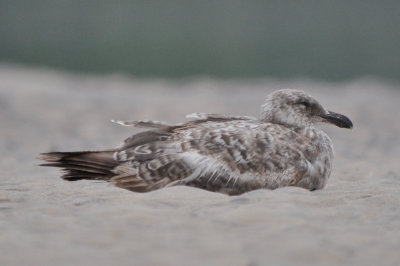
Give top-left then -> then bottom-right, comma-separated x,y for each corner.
39,151 -> 118,181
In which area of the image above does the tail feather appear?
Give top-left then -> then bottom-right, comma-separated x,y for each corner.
40,163 -> 109,174
63,171 -> 109,181
40,160 -> 113,171
39,151 -> 119,181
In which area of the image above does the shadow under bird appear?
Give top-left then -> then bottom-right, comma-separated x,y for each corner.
40,89 -> 353,195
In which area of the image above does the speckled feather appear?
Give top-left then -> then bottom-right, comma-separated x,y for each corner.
40,89 -> 352,195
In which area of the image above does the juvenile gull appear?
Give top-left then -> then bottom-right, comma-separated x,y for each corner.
40,89 -> 353,195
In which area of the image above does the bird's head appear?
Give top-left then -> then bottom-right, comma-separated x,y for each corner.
260,89 -> 353,129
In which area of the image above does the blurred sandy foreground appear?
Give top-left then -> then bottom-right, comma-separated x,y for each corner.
0,64 -> 399,266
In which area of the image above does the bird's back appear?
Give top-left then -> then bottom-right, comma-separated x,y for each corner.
111,119 -> 333,194
41,117 -> 334,195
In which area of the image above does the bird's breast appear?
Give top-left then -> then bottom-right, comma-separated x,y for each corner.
301,128 -> 334,190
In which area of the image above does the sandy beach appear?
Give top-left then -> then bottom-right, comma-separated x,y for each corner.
1,65 -> 399,266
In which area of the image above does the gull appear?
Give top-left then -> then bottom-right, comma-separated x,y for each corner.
40,89 -> 353,195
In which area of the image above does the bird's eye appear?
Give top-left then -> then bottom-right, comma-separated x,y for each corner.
299,101 -> 310,108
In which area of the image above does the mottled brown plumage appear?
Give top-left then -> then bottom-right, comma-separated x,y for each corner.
40,89 -> 353,195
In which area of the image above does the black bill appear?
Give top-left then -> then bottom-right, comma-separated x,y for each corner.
320,111 -> 353,129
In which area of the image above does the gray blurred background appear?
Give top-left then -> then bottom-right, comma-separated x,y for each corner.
2,2 -> 400,266
1,0 -> 399,81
